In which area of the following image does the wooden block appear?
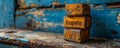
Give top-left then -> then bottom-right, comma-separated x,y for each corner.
64,16 -> 91,29
64,29 -> 89,43
65,4 -> 90,16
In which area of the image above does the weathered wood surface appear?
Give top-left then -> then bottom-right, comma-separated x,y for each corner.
0,0 -> 120,39
0,29 -> 120,48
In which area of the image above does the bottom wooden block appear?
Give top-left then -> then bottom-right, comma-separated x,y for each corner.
64,29 -> 89,43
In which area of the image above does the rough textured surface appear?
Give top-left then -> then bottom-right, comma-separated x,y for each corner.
17,0 -> 120,8
16,8 -> 66,33
0,29 -> 120,48
65,4 -> 90,16
15,8 -> 120,39
64,29 -> 89,43
0,0 -> 120,39
64,16 -> 91,29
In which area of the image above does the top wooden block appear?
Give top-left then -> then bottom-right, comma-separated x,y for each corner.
65,4 -> 90,16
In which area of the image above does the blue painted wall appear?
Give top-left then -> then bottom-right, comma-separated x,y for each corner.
16,8 -> 66,33
0,0 -> 14,28
91,8 -> 120,39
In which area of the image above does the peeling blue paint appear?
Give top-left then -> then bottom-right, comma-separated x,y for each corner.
15,8 -> 120,39
16,8 -> 66,33
17,0 -> 120,8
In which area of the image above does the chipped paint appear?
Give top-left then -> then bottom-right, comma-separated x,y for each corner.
42,22 -> 62,28
17,0 -> 120,8
27,9 -> 44,17
15,8 -> 66,33
15,6 -> 120,39
117,13 -> 120,24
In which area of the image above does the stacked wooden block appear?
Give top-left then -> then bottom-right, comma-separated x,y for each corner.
64,4 -> 91,43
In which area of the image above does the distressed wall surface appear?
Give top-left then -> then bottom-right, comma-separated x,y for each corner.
17,0 -> 84,8
17,0 -> 120,8
0,0 -> 14,28
15,0 -> 120,39
16,8 -> 66,33
0,0 -> 120,39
